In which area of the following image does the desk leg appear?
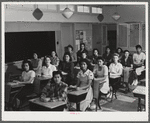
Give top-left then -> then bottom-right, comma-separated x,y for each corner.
138,98 -> 141,111
76,103 -> 80,111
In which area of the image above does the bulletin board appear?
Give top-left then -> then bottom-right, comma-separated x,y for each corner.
75,30 -> 92,51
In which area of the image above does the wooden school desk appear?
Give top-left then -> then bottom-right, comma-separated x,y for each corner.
33,76 -> 51,95
68,89 -> 88,111
133,86 -> 146,111
5,82 -> 25,110
29,98 -> 66,111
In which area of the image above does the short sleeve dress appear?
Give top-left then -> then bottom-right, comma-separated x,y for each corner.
93,65 -> 109,94
76,69 -> 93,111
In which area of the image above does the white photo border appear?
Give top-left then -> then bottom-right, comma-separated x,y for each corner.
2,1 -> 149,121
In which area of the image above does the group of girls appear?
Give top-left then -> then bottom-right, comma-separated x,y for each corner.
12,43 -> 145,111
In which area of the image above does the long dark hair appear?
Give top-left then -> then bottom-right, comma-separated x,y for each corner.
50,50 -> 58,57
22,60 -> 33,71
93,48 -> 99,56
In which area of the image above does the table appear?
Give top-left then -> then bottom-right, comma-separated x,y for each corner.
68,89 -> 88,111
33,76 -> 51,95
29,98 -> 66,111
133,86 -> 145,111
5,82 -> 25,110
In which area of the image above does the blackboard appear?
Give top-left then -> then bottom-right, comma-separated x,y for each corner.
5,31 -> 55,63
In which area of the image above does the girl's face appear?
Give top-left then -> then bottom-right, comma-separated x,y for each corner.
94,50 -> 98,56
54,74 -> 62,84
113,56 -> 119,63
106,48 -> 110,53
51,51 -> 56,57
45,57 -> 51,65
80,62 -> 88,71
24,63 -> 30,71
33,53 -> 38,59
137,48 -> 142,53
68,47 -> 72,53
65,55 -> 70,62
97,59 -> 104,67
82,53 -> 87,59
81,44 -> 85,50
118,49 -> 121,53
125,51 -> 129,58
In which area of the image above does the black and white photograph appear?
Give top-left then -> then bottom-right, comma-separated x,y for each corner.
2,1 -> 148,121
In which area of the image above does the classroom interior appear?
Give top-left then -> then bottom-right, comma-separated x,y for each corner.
4,3 -> 146,112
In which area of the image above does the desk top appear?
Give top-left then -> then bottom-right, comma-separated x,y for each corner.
133,86 -> 145,95
36,76 -> 51,81
29,98 -> 66,109
68,89 -> 88,96
6,82 -> 25,88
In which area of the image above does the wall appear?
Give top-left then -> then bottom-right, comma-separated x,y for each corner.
5,5 -> 145,23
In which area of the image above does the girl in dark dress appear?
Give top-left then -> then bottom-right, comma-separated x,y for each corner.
121,50 -> 133,68
102,46 -> 113,67
58,52 -> 74,86
77,43 -> 88,62
116,47 -> 124,61
91,48 -> 101,66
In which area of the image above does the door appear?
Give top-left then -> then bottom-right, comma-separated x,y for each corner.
102,25 -> 108,55
117,23 -> 129,50
108,30 -> 117,53
92,24 -> 102,55
61,23 -> 74,59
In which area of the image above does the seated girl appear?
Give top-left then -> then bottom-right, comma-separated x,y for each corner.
102,46 -> 113,67
69,59 -> 94,111
50,51 -> 60,68
13,60 -> 35,110
116,47 -> 124,61
58,52 -> 74,86
121,50 -> 133,68
38,56 -> 57,78
91,48 -> 101,67
40,71 -> 68,102
75,51 -> 93,71
31,53 -> 42,73
93,57 -> 109,96
109,53 -> 123,93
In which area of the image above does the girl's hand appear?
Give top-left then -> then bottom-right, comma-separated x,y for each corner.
76,87 -> 80,91
62,71 -> 68,75
40,97 -> 48,102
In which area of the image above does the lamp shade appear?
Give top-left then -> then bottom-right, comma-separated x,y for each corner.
32,8 -> 43,20
62,7 -> 74,19
97,14 -> 104,22
112,12 -> 121,21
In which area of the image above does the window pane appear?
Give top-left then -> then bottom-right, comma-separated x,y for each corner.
98,8 -> 102,14
92,7 -> 102,14
84,6 -> 89,13
92,7 -> 97,13
77,6 -> 83,12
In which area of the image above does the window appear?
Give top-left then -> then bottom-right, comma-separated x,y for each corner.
92,7 -> 102,14
77,5 -> 90,13
60,5 -> 74,11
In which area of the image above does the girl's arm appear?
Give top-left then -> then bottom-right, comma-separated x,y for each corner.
77,79 -> 92,90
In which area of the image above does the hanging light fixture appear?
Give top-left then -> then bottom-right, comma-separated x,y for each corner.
97,6 -> 104,22
62,5 -> 74,19
112,5 -> 121,21
32,4 -> 43,20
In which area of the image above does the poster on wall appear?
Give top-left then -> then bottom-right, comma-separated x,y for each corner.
75,30 -> 92,51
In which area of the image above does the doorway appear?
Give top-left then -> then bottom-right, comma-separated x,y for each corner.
107,30 -> 117,53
